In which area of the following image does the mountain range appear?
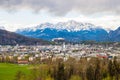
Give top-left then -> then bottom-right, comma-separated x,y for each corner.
16,20 -> 120,42
1,20 -> 120,45
0,29 -> 50,45
109,27 -> 120,42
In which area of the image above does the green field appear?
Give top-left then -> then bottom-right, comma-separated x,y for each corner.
0,63 -> 31,80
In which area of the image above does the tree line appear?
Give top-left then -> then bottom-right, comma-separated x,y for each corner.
14,57 -> 120,80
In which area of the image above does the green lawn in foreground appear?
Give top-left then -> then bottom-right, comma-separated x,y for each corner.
0,63 -> 31,80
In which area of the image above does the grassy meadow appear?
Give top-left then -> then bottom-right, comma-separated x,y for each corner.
0,63 -> 31,80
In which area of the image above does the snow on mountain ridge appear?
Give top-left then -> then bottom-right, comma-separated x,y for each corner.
0,26 -> 5,30
104,28 -> 112,33
18,20 -> 103,32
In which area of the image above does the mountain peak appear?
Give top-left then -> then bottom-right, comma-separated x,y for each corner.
16,20 -> 110,42
66,20 -> 78,24
17,20 -> 100,32
0,26 -> 5,30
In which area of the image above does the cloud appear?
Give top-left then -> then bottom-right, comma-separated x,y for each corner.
0,0 -> 120,16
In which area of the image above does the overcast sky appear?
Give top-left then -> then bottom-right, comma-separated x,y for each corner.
0,0 -> 120,31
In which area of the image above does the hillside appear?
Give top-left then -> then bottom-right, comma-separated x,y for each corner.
109,27 -> 120,42
0,29 -> 50,45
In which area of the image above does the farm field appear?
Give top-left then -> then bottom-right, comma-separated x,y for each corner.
0,63 -> 31,80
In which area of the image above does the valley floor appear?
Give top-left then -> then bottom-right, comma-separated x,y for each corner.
0,63 -> 31,80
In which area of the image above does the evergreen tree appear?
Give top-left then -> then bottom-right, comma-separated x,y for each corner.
56,62 -> 65,80
94,60 -> 102,80
108,60 -> 115,80
86,65 -> 94,80
113,57 -> 120,80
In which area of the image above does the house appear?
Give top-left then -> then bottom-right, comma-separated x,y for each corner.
52,38 -> 65,44
17,60 -> 29,64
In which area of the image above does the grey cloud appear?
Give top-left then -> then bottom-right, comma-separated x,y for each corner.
0,0 -> 120,16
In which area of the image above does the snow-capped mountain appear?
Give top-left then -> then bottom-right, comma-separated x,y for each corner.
0,26 -> 5,30
54,20 -> 98,31
16,20 -> 110,42
109,27 -> 120,41
17,20 -> 101,32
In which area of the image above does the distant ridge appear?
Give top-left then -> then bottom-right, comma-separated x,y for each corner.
17,20 -> 101,32
0,26 -> 5,30
16,20 -> 110,42
0,29 -> 50,45
109,27 -> 120,42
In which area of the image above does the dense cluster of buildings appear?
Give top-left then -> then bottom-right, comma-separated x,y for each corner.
0,43 -> 120,64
